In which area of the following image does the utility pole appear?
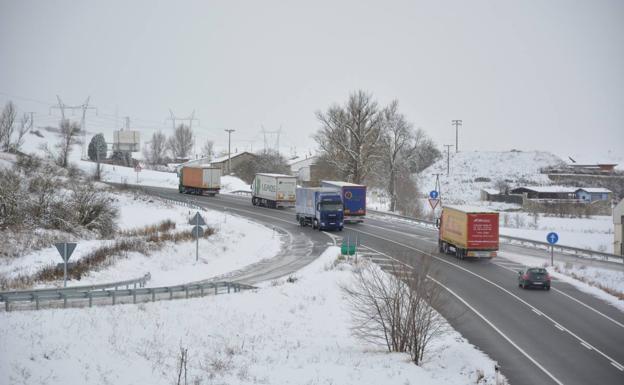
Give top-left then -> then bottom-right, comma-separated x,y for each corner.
50,96 -> 97,159
261,126 -> 281,154
225,129 -> 235,174
443,144 -> 454,175
432,173 -> 442,197
166,109 -> 199,131
452,120 -> 462,153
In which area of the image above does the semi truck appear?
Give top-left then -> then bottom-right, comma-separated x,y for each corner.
178,166 -> 221,196
320,181 -> 366,223
251,173 -> 297,208
436,205 -> 499,259
295,188 -> 344,231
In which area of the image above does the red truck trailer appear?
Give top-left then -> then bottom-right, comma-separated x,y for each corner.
437,205 -> 499,259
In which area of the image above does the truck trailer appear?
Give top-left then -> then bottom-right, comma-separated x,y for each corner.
178,166 -> 221,196
320,181 -> 366,223
251,173 -> 296,208
295,188 -> 344,231
437,205 -> 499,259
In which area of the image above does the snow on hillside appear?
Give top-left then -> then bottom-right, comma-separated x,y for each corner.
419,151 -> 565,204
0,248 -> 505,385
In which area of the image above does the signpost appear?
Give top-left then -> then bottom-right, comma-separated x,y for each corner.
189,212 -> 206,262
428,190 -> 440,210
134,164 -> 142,183
55,242 -> 77,287
546,232 -> 559,266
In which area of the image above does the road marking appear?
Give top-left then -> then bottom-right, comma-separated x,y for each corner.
611,361 -> 624,371
492,262 -> 623,329
358,245 -> 564,385
554,323 -> 565,331
350,227 -> 624,373
532,309 -> 542,316
581,342 -> 593,351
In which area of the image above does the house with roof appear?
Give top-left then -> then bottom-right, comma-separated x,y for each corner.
575,188 -> 612,203
509,186 -> 578,200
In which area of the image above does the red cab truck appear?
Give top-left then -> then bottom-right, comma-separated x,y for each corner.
437,205 -> 499,259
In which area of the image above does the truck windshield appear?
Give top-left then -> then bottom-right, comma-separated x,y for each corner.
321,202 -> 343,211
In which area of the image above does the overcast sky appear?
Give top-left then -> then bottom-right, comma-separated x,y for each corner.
1,0 -> 623,161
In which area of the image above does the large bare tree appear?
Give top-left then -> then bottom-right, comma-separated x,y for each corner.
56,119 -> 81,168
0,101 -> 17,151
143,131 -> 168,165
14,112 -> 33,151
314,90 -> 384,184
168,124 -> 194,159
201,139 -> 214,160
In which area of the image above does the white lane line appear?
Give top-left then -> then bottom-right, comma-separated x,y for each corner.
532,309 -> 543,316
492,262 -> 623,329
554,324 -> 565,331
581,342 -> 593,351
611,361 -> 624,371
358,244 -> 564,385
351,227 -> 624,372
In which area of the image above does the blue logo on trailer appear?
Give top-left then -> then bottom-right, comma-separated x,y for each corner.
546,232 -> 559,244
429,190 -> 439,199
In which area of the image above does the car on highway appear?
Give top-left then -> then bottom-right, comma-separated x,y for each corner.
518,267 -> 551,290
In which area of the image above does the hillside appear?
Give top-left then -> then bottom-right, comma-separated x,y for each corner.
418,150 -> 566,205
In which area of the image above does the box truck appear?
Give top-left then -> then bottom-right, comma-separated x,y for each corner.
436,205 -> 499,259
320,181 -> 366,223
295,188 -> 344,231
251,173 -> 297,208
178,166 -> 221,196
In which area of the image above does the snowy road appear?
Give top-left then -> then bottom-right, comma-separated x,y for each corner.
138,186 -> 624,385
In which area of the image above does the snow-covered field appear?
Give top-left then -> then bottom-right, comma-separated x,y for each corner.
0,248 -> 504,385
0,193 -> 281,289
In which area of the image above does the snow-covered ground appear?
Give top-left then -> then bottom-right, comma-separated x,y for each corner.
0,247 -> 505,385
0,193 -> 281,289
499,212 -> 614,253
419,150 -> 565,204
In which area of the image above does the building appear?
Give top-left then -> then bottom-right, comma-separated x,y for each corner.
209,151 -> 256,174
509,186 -> 578,200
575,188 -> 612,203
288,155 -> 318,185
614,199 -> 624,256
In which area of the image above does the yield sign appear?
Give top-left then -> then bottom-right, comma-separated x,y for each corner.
55,242 -> 77,262
428,198 -> 440,210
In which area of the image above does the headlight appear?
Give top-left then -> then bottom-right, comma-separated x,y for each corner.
340,222 -> 343,226
321,222 -> 325,226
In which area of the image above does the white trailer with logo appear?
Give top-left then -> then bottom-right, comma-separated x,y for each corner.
251,173 -> 297,208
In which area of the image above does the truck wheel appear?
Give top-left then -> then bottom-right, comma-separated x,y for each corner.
299,218 -> 305,227
313,219 -> 318,229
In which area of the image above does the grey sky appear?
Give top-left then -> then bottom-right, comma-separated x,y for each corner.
1,0 -> 623,160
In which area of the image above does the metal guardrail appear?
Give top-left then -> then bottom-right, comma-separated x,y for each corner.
1,280 -> 255,312
368,209 -> 624,264
0,273 -> 152,301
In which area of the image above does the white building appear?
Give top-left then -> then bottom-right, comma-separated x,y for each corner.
289,155 -> 318,183
614,199 -> 624,256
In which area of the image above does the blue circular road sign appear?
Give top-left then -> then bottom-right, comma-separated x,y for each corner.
546,232 -> 559,245
429,190 -> 439,199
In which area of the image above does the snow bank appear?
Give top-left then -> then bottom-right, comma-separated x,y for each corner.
0,246 -> 504,385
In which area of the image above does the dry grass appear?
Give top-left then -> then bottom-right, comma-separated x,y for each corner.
1,221 -> 215,290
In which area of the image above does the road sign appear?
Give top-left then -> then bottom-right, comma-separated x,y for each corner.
55,242 -> 77,261
192,225 -> 204,238
429,190 -> 439,199
428,198 -> 440,210
189,212 -> 207,226
546,232 -> 559,245
134,164 -> 142,172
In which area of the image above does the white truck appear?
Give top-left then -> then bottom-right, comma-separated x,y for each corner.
251,173 -> 297,208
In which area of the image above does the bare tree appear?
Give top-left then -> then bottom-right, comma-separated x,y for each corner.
201,139 -> 214,160
314,90 -> 384,184
0,101 -> 17,151
56,119 -> 81,168
168,124 -> 194,159
143,131 -> 168,165
14,112 -> 32,151
342,258 -> 446,365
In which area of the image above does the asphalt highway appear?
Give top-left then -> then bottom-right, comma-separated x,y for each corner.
139,187 -> 624,385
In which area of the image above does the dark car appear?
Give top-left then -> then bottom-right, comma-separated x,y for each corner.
518,267 -> 551,290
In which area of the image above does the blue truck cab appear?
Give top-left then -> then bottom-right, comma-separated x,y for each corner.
295,188 -> 344,231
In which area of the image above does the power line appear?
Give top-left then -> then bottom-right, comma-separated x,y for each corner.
50,95 -> 97,159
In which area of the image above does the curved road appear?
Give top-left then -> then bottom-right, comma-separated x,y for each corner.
141,186 -> 624,385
